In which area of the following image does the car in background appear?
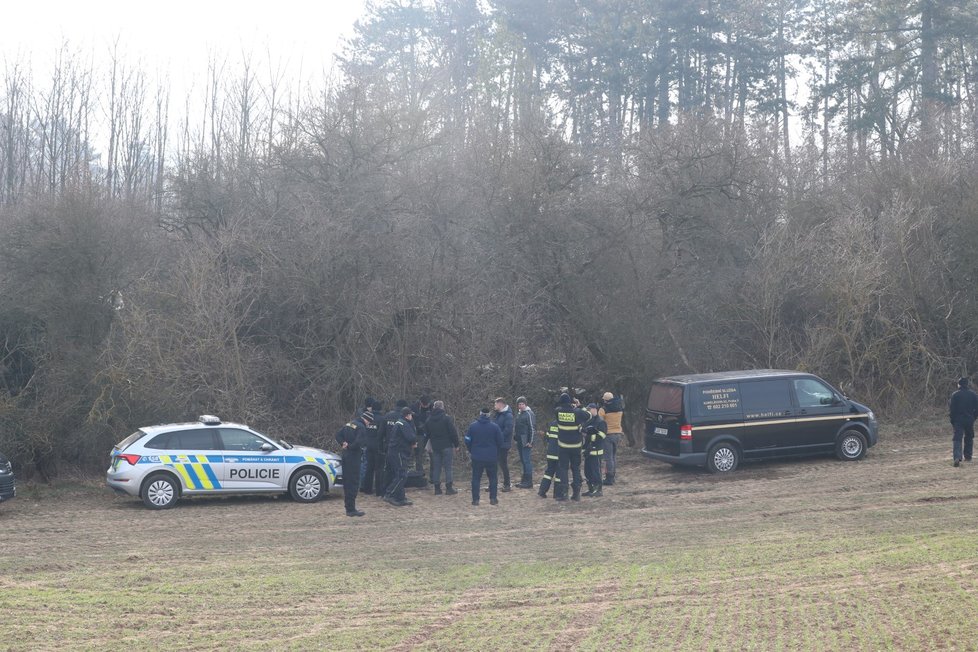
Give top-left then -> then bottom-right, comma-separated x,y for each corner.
642,370 -> 878,473
106,415 -> 342,509
0,451 -> 15,503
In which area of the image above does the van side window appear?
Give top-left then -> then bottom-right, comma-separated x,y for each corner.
793,379 -> 835,408
693,384 -> 742,418
741,380 -> 792,419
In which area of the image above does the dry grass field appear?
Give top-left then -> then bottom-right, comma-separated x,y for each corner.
3,417 -> 978,651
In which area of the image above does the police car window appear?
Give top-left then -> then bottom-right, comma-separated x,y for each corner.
220,429 -> 271,452
794,379 -> 835,408
144,433 -> 171,450
169,429 -> 219,450
741,380 -> 791,419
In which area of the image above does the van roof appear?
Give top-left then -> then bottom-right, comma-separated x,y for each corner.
655,369 -> 809,385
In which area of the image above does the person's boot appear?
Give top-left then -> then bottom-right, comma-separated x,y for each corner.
571,485 -> 581,501
434,483 -> 442,495
515,474 -> 531,489
537,477 -> 551,497
584,482 -> 595,497
593,482 -> 603,497
502,483 -> 512,492
604,474 -> 615,486
445,483 -> 458,495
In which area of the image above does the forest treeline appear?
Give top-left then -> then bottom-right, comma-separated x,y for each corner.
2,0 -> 978,476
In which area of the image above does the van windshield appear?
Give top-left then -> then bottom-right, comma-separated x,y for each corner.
648,383 -> 683,415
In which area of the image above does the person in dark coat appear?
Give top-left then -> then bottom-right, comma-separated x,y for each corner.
335,411 -> 373,516
359,399 -> 385,495
411,395 -> 433,474
384,407 -> 417,506
513,396 -> 536,488
426,400 -> 460,495
949,377 -> 978,466
377,400 -> 408,497
465,407 -> 504,505
493,397 -> 515,491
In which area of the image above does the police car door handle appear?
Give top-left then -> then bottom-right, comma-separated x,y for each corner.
782,411 -> 792,416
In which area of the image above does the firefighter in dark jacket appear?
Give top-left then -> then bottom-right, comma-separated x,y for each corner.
537,419 -> 562,498
336,411 -> 373,516
950,377 -> 978,466
555,393 -> 588,501
583,403 -> 607,497
384,407 -> 417,506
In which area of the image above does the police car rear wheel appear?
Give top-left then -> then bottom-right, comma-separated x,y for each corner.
289,469 -> 325,502
707,442 -> 740,474
836,430 -> 866,461
142,474 -> 179,509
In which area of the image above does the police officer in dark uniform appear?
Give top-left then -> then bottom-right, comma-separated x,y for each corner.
360,399 -> 385,495
537,419 -> 562,498
335,411 -> 373,516
583,403 -> 607,497
950,377 -> 978,466
384,407 -> 418,506
554,393 -> 588,501
378,400 -> 408,497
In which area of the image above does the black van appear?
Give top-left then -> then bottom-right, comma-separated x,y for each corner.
0,451 -> 15,502
642,370 -> 878,473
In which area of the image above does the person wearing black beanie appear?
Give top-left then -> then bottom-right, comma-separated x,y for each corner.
949,377 -> 978,466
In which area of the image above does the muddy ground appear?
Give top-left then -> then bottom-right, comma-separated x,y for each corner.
3,418 -> 978,650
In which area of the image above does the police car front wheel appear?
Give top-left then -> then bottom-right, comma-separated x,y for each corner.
289,469 -> 326,502
142,473 -> 179,509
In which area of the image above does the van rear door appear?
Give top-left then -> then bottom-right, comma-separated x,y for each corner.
645,382 -> 684,456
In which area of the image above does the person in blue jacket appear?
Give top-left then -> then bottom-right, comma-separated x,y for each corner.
493,397 -> 515,491
465,407 -> 504,506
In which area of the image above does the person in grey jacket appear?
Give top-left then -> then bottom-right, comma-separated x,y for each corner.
493,397 -> 515,491
513,396 -> 536,488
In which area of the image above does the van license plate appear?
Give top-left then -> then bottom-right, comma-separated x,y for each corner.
654,427 -> 668,436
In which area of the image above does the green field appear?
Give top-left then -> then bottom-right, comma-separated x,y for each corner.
2,420 -> 976,651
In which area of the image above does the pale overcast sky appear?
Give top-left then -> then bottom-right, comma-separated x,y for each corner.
1,0 -> 369,83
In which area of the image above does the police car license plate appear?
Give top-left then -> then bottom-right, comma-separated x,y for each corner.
654,427 -> 668,436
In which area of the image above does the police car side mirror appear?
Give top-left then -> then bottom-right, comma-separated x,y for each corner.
260,443 -> 275,452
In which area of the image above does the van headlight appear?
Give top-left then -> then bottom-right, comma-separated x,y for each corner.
867,411 -> 876,422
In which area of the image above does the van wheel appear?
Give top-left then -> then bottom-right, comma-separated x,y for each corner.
836,430 -> 866,461
707,442 -> 740,473
289,468 -> 326,502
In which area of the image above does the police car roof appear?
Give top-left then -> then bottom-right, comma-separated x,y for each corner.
656,369 -> 812,385
137,421 -> 251,437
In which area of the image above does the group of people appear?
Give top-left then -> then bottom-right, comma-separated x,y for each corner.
334,391 -> 625,515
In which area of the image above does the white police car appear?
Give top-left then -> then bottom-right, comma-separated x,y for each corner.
106,415 -> 342,509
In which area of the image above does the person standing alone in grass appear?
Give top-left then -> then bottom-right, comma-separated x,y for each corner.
949,377 -> 978,466
465,407 -> 504,506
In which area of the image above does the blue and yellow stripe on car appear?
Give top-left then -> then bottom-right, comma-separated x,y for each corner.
159,454 -> 222,490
